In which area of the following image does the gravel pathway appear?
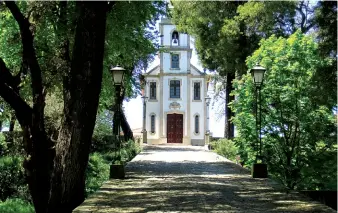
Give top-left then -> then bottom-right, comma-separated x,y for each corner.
73,145 -> 335,213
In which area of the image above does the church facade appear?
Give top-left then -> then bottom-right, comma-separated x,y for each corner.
143,18 -> 208,146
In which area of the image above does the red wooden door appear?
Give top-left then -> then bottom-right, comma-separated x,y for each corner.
167,114 -> 183,143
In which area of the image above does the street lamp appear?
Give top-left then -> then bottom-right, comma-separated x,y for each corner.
110,65 -> 125,162
250,63 -> 266,89
250,63 -> 267,178
141,95 -> 148,144
205,96 -> 211,149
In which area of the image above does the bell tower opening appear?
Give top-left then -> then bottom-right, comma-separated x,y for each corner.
171,31 -> 179,46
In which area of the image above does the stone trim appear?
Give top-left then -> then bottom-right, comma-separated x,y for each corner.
161,46 -> 193,51
160,75 -> 164,137
169,52 -> 181,70
168,78 -> 182,99
146,73 -> 204,77
193,113 -> 201,136
149,113 -> 156,135
204,75 -> 207,141
148,79 -> 159,102
187,74 -> 191,140
192,79 -> 202,101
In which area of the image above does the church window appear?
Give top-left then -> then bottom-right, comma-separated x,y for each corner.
149,82 -> 156,100
171,54 -> 179,69
194,82 -> 201,100
194,115 -> 199,134
170,80 -> 180,99
171,31 -> 179,46
151,114 -> 156,133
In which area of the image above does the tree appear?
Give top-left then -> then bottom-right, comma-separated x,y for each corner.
171,1 -> 318,139
0,1 -> 165,211
231,31 -> 337,190
0,2 -> 108,212
311,1 -> 337,107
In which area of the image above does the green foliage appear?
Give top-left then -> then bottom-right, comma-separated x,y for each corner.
213,139 -> 238,161
0,132 -> 25,156
85,140 -> 141,196
231,31 -> 337,190
311,1 -> 337,107
0,133 -> 6,155
99,1 -> 166,110
0,156 -> 30,202
85,153 -> 110,196
91,110 -> 115,152
102,140 -> 141,163
0,198 -> 34,213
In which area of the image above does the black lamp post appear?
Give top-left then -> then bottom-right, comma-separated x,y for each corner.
110,65 -> 125,161
250,63 -> 267,178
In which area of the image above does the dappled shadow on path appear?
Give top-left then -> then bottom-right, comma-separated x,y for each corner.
74,146 -> 335,213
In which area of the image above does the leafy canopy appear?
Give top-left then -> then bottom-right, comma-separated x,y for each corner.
231,31 -> 336,190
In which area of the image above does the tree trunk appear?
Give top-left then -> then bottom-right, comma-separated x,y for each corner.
9,112 -> 15,132
112,106 -> 134,142
224,73 -> 235,139
48,2 -> 108,212
121,109 -> 134,141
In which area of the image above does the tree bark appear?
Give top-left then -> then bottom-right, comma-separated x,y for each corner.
112,104 -> 134,142
9,112 -> 15,132
224,73 -> 235,139
4,2 -> 54,212
112,86 -> 134,142
49,2 -> 108,212
1,2 -> 108,212
121,109 -> 134,141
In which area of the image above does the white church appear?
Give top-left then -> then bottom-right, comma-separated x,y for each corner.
142,17 -> 210,146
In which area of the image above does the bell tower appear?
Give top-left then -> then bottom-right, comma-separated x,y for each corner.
159,17 -> 193,74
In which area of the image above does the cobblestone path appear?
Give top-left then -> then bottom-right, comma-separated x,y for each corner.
73,145 -> 335,213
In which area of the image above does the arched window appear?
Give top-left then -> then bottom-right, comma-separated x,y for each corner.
151,114 -> 156,133
171,31 -> 179,46
194,115 -> 199,134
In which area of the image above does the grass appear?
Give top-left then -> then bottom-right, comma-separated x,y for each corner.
0,199 -> 34,213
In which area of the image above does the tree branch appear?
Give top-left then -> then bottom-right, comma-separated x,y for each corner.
0,58 -> 32,125
0,83 -> 32,123
5,1 -> 46,133
5,1 -> 45,106
0,58 -> 19,89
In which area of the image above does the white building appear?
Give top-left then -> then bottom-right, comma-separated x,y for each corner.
143,17 -> 209,146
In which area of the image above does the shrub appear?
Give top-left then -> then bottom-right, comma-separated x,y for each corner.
0,133 -> 7,156
214,139 -> 238,161
85,140 -> 142,196
85,153 -> 109,196
0,198 -> 34,213
0,156 -> 30,202
1,132 -> 25,155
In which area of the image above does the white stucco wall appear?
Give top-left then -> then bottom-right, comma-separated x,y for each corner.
145,77 -> 160,139
190,78 -> 205,139
162,76 -> 188,137
162,25 -> 189,47
162,52 -> 188,73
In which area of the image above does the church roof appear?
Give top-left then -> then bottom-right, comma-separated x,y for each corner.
145,65 -> 160,75
190,64 -> 205,75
